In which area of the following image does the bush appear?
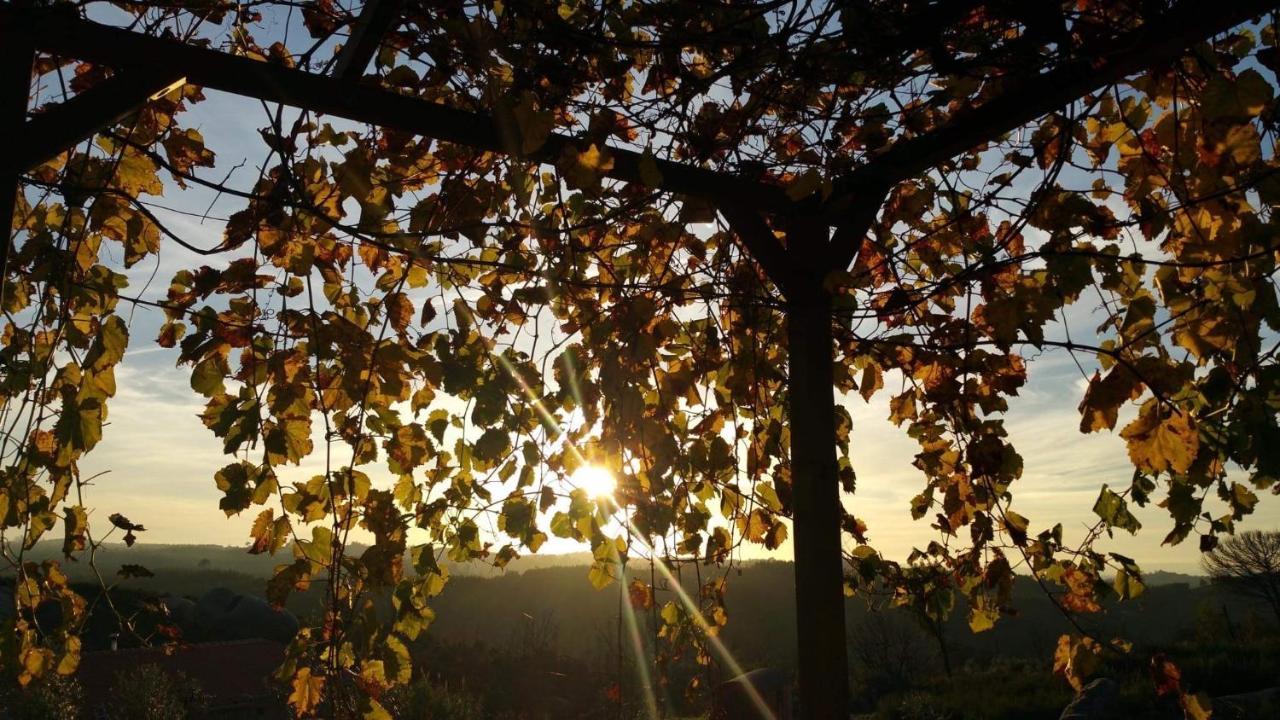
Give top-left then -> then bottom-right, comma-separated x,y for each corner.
102,664 -> 207,720
380,679 -> 485,720
0,672 -> 84,720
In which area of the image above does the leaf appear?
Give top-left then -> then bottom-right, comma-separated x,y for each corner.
1120,403 -> 1198,475
249,508 -> 290,554
511,94 -> 554,154
57,637 -> 81,676
1220,124 -> 1261,164
473,428 -> 511,463
785,169 -> 824,201
560,143 -> 614,189
360,696 -> 393,720
214,462 -> 257,516
1054,634 -> 1101,692
628,580 -> 653,609
1202,69 -> 1273,119
968,605 -> 998,633
63,506 -> 88,558
638,147 -> 663,187
1183,691 -> 1213,720
162,128 -> 215,177
108,513 -> 145,532
1151,653 -> 1183,697
190,354 -> 227,396
588,558 -> 617,589
113,147 -> 164,196
90,315 -> 130,370
1077,368 -> 1138,433
288,667 -> 326,716
1093,485 -> 1141,534
858,363 -> 882,403
385,292 -> 413,333
1002,510 -> 1029,546
1113,567 -> 1145,600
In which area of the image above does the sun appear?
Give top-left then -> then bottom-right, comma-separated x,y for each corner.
571,464 -> 616,498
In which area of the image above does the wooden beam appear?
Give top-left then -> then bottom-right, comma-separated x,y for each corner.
19,69 -> 187,170
332,0 -> 403,82
718,203 -> 797,295
1,21 -> 34,270
10,5 -> 796,217
783,262 -> 847,719
12,1 -> 1264,276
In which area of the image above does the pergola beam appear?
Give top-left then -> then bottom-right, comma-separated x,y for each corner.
1,21 -> 34,268
11,6 -> 795,215
9,1 -> 1269,282
332,0 -> 404,82
19,69 -> 187,170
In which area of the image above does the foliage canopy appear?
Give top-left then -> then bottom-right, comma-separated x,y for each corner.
3,0 -> 1280,715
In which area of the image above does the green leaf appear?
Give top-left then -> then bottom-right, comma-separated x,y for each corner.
1093,485 -> 1141,534
473,428 -> 511,463
190,354 -> 227,396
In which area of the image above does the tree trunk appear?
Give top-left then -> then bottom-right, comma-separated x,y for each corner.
786,285 -> 849,719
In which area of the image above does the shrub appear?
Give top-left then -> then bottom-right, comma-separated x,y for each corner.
0,672 -> 84,720
102,664 -> 207,720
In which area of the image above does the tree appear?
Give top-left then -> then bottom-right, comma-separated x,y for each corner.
1203,530 -> 1280,626
848,607 -> 942,699
2,1 -> 1280,717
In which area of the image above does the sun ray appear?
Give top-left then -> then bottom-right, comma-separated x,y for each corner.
490,348 -> 774,718
629,531 -> 779,720
615,549 -> 663,720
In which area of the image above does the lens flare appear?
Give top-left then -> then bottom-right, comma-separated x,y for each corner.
572,464 -> 617,498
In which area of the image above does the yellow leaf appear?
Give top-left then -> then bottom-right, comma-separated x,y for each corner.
560,143 -> 615,190
1053,634 -> 1101,692
968,606 -> 998,633
1183,691 -> 1213,720
57,636 -> 81,676
288,667 -> 326,716
1120,403 -> 1199,475
577,143 -> 613,172
1221,124 -> 1261,164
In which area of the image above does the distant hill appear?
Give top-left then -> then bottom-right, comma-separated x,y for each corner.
11,541 -> 594,581
3,545 -> 1272,677
11,541 -> 1208,582
1143,569 -> 1205,587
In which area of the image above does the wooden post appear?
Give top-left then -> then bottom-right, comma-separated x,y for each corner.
1,22 -> 34,270
786,252 -> 848,718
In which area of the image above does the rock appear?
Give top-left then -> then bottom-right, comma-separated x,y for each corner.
1060,678 -> 1119,720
